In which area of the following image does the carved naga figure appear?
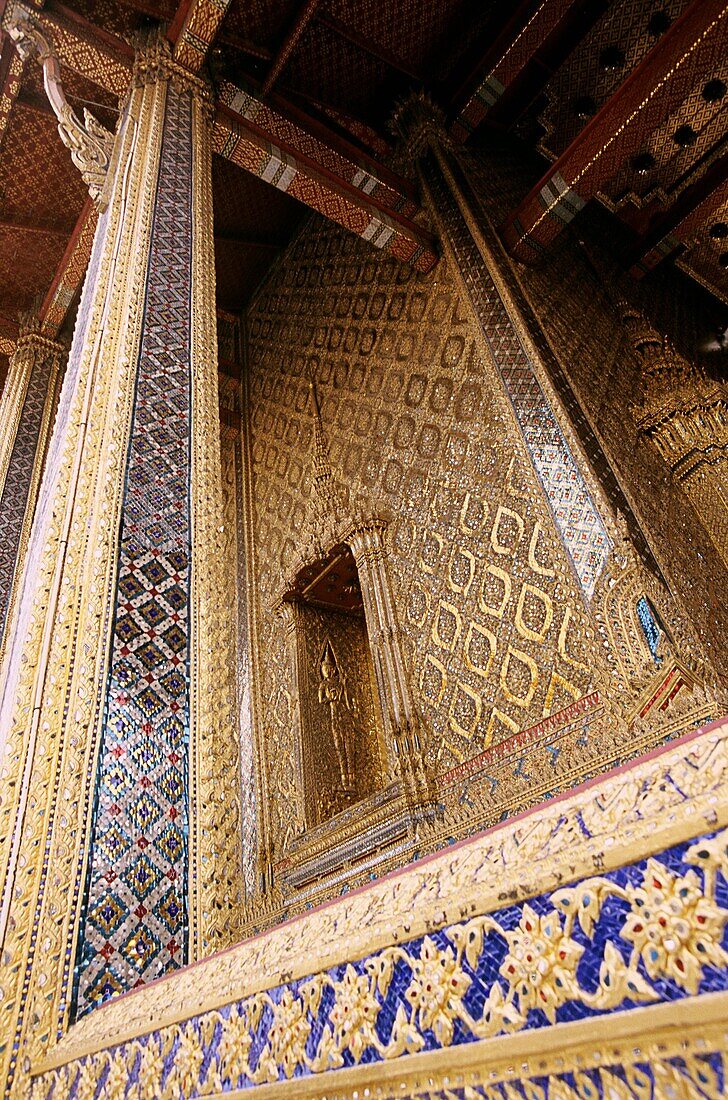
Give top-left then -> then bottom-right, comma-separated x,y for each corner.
7,6 -> 114,203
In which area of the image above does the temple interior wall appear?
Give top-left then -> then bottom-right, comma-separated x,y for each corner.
462,139 -> 728,669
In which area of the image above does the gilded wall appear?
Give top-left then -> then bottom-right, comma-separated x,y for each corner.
461,141 -> 728,676
242,215 -> 677,904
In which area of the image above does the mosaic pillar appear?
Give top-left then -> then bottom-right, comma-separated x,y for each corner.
0,35 -> 240,1094
624,305 -> 728,571
0,314 -> 64,659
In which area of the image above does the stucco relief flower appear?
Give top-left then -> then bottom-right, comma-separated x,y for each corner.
329,963 -> 382,1061
136,1037 -> 164,1100
172,1024 -> 204,1096
262,989 -> 311,1079
499,904 -> 584,1023
105,1050 -> 128,1096
621,857 -> 728,994
73,1059 -> 99,1100
217,1007 -> 253,1086
405,935 -> 471,1046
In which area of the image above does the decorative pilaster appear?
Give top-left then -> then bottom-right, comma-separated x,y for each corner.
0,34 -> 240,1096
0,313 -> 64,658
624,306 -> 728,569
348,521 -> 436,819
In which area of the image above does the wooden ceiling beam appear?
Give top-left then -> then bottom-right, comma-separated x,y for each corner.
261,0 -> 321,97
629,151 -> 728,278
450,0 -> 609,142
39,198 -> 98,336
5,10 -> 436,270
170,0 -> 234,73
216,81 -> 419,216
501,0 -> 728,263
214,85 -> 437,271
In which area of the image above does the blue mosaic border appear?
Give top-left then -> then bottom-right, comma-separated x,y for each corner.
0,349 -> 55,648
72,86 -> 194,1018
50,825 -> 728,1095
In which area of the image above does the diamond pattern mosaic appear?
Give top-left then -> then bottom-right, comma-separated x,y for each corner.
0,348 -> 54,648
636,595 -> 661,660
72,86 -> 193,1019
424,156 -> 610,598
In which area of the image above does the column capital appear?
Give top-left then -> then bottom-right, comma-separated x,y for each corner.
389,92 -> 451,166
14,310 -> 68,357
132,30 -> 214,112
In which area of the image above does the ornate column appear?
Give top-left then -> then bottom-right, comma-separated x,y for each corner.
0,29 -> 240,1095
348,521 -> 435,818
0,314 -> 65,659
624,306 -> 728,569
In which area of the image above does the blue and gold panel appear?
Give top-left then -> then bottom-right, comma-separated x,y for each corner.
72,86 -> 194,1018
45,824 -> 728,1095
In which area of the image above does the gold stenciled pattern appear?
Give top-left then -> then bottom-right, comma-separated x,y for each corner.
245,220 -> 601,860
29,715 -> 728,1071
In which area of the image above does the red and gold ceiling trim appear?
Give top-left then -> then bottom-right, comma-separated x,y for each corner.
500,0 -> 728,263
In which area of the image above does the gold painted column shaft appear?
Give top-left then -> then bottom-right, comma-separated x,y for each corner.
0,36 -> 240,1097
0,315 -> 65,661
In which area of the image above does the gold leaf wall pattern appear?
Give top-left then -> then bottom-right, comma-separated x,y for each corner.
245,220 -> 605,861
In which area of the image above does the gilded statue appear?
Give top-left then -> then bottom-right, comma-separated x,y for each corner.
317,641 -> 357,793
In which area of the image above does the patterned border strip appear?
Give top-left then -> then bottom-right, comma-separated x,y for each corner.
213,106 -> 438,273
422,152 -> 610,597
71,85 -> 193,1019
218,81 -> 419,219
632,171 -> 728,279
501,0 -> 728,262
440,691 -> 601,788
451,0 -> 580,142
40,201 -> 98,337
31,997 -> 728,1097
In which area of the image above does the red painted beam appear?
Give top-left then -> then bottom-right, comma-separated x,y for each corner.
216,81 -> 420,219
214,98 -> 438,272
629,152 -> 728,278
501,0 -> 728,263
39,199 -> 98,336
7,9 -> 435,269
261,0 -> 321,97
171,0 -> 234,72
451,0 -> 608,142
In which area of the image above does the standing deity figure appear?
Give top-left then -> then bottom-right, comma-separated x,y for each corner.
318,641 -> 356,792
